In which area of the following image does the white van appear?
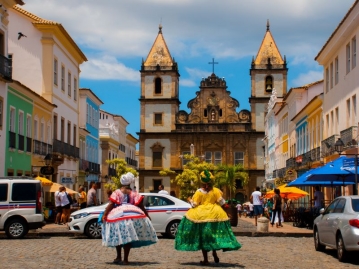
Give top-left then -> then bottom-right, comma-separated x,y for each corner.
0,177 -> 45,238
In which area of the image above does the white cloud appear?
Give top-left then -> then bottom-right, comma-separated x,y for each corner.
81,56 -> 138,81
292,70 -> 323,87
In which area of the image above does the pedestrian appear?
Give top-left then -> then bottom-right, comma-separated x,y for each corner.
236,202 -> 242,218
158,184 -> 169,194
266,197 -> 274,220
54,186 -> 62,225
250,186 -> 263,226
312,186 -> 324,209
248,203 -> 254,218
271,188 -> 283,228
87,182 -> 98,207
78,186 -> 87,209
101,172 -> 158,265
175,170 -> 241,265
59,187 -> 71,224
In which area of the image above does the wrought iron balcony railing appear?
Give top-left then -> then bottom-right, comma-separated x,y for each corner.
0,54 -> 12,81
53,139 -> 79,159
33,140 -> 52,156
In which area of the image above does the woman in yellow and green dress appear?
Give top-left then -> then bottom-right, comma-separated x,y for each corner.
175,170 -> 241,265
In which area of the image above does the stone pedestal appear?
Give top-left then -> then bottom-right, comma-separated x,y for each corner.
257,217 -> 269,232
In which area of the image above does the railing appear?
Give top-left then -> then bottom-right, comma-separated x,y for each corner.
99,127 -> 119,141
88,161 -> 100,174
175,123 -> 251,132
9,131 -> 16,148
53,139 -> 79,159
26,137 -> 32,153
0,54 -> 12,81
340,126 -> 358,149
33,140 -> 52,156
18,134 -> 24,151
286,157 -> 296,168
321,135 -> 338,157
126,157 -> 138,167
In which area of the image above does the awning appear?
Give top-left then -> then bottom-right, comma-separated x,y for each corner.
35,176 -> 53,186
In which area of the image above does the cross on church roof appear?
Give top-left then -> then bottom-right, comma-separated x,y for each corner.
208,58 -> 218,74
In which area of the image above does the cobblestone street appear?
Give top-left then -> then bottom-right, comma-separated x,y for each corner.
1,236 -> 359,269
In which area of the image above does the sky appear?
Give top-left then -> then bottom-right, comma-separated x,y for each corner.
21,0 -> 356,139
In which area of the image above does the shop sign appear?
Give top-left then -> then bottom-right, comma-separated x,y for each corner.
61,177 -> 74,184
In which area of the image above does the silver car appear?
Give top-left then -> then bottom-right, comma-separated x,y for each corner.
68,193 -> 191,239
313,195 -> 359,262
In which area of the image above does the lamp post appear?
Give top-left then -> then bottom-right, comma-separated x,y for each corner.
190,144 -> 194,156
334,138 -> 358,195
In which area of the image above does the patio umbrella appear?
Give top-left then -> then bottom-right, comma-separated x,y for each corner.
304,156 -> 357,184
43,182 -> 78,194
35,176 -> 53,186
265,184 -> 309,200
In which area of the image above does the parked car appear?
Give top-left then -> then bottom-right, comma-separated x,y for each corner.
313,195 -> 359,262
0,177 -> 45,239
68,193 -> 191,239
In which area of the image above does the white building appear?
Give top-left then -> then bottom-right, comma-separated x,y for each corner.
8,5 -> 87,185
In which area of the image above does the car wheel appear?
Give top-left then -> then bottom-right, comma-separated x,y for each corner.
337,234 -> 348,262
166,220 -> 180,239
5,218 -> 28,239
314,228 -> 325,252
85,219 -> 102,239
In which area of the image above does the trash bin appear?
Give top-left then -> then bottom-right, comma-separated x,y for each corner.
257,217 -> 269,232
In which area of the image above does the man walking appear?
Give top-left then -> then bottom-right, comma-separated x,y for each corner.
250,186 -> 263,226
87,182 -> 98,207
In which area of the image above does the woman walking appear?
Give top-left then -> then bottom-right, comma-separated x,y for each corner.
101,172 -> 158,264
175,170 -> 241,265
271,188 -> 283,228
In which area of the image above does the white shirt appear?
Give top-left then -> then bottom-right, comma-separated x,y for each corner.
251,190 -> 262,205
54,191 -> 61,207
59,192 -> 70,206
158,190 -> 169,195
236,204 -> 242,211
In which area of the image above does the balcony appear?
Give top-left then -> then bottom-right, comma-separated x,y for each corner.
174,123 -> 251,133
33,140 -> 53,156
0,54 -> 12,81
321,135 -> 339,157
53,139 -> 79,159
99,127 -> 119,141
340,126 -> 358,149
9,131 -> 16,148
79,159 -> 100,174
126,157 -> 138,167
18,134 -> 24,151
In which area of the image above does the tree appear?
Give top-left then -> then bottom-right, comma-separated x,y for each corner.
104,158 -> 138,191
214,163 -> 249,202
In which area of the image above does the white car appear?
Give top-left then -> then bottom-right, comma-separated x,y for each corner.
68,193 -> 191,239
313,195 -> 359,262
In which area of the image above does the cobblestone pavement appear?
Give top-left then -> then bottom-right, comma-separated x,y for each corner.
1,236 -> 358,269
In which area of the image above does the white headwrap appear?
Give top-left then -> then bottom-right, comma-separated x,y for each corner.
120,172 -> 135,186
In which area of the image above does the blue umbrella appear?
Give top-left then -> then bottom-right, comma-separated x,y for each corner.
304,156 -> 357,184
287,167 -> 353,187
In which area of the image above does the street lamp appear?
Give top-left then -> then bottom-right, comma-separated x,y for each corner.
44,154 -> 52,166
334,138 -> 358,195
190,144 -> 194,156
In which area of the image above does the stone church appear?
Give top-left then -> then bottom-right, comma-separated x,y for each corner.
137,21 -> 287,201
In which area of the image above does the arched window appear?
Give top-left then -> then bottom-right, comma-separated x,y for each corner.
265,76 -> 273,92
155,77 -> 162,94
151,142 -> 164,168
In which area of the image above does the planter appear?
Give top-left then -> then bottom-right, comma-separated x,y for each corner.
223,205 -> 238,227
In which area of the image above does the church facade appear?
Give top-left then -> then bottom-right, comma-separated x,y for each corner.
137,22 -> 287,201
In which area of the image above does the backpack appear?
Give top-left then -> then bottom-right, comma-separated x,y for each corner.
66,192 -> 73,205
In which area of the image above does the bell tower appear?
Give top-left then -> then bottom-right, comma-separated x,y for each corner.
250,20 -> 287,131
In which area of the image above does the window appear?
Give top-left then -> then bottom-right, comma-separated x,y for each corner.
153,152 -> 162,167
235,179 -> 243,189
73,125 -> 76,146
40,122 -> 44,142
74,77 -> 77,101
68,72 -> 71,96
9,107 -> 15,132
61,65 -> 65,91
330,62 -> 333,89
333,199 -> 346,213
26,115 -> 31,138
346,43 -> 351,74
352,36 -> 357,69
154,113 -> 162,125
0,98 -> 3,128
145,195 -> 175,206
214,151 -> 222,165
182,151 -> 190,166
265,76 -> 273,92
154,77 -> 162,94
0,184 -> 8,201
335,57 -> 339,85
234,152 -> 244,165
86,104 -> 89,123
54,58 -> 58,85
18,111 -> 24,135
67,121 -> 71,144
61,118 -> 65,142
346,99 -> 350,128
325,68 -> 329,93
12,183 -> 36,201
47,125 -> 51,144
205,151 -> 212,163
53,115 -> 58,140
352,95 -> 357,126
33,119 -> 38,140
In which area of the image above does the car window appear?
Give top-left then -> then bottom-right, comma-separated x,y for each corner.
352,199 -> 359,212
324,199 -> 339,214
333,199 -> 345,213
0,184 -> 8,201
11,183 -> 36,201
146,196 -> 175,207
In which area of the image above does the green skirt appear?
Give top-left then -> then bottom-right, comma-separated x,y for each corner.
174,217 -> 242,252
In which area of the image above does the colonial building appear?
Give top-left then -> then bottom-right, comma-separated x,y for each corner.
138,22 -> 286,200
